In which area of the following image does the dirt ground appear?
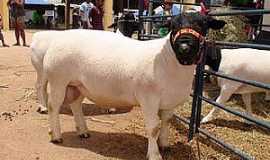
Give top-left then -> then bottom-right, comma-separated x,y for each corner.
0,30 -> 269,160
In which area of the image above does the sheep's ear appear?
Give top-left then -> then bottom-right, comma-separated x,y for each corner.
207,17 -> 226,30
160,19 -> 172,32
108,23 -> 117,29
170,15 -> 182,33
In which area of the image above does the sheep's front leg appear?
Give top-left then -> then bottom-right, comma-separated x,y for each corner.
201,83 -> 240,123
141,99 -> 162,160
158,110 -> 173,150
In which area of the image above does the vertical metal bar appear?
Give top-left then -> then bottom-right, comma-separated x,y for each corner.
188,65 -> 200,141
147,1 -> 153,35
138,0 -> 144,40
65,0 -> 70,29
127,0 -> 130,9
195,63 -> 205,133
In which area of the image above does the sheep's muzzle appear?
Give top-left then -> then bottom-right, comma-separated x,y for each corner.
171,28 -> 206,65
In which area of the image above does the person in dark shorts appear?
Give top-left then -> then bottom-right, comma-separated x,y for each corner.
7,0 -> 28,47
0,14 -> 9,47
89,0 -> 104,30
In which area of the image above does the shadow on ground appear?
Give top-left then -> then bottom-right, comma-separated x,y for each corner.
59,103 -> 133,116
58,130 -> 197,160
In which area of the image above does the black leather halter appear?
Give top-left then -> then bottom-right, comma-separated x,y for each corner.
171,28 -> 206,65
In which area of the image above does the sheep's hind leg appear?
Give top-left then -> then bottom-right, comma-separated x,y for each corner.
242,93 -> 253,124
201,83 -> 239,123
48,83 -> 66,143
69,92 -> 89,139
265,92 -> 270,101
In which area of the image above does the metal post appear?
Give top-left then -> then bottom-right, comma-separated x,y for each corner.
65,0 -> 70,29
127,0 -> 130,9
194,63 -> 205,133
188,65 -> 200,141
146,1 -> 153,35
138,0 -> 144,40
53,6 -> 57,29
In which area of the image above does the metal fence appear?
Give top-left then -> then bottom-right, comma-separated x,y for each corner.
136,1 -> 270,159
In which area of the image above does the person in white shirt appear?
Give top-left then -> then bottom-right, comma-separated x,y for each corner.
79,0 -> 94,29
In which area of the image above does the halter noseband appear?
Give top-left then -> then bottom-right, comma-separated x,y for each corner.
172,28 -> 206,64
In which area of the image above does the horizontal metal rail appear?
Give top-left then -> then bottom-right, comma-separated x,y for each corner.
149,1 -> 223,8
139,15 -> 173,19
139,34 -> 161,39
173,114 -> 254,160
209,9 -> 270,16
198,126 -> 254,160
140,9 -> 270,20
251,24 -> 270,27
200,96 -> 270,130
214,41 -> 270,50
150,0 -> 261,10
204,70 -> 270,90
117,20 -> 138,23
141,19 -> 169,22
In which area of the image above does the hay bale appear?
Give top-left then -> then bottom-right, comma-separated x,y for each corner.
207,8 -> 249,42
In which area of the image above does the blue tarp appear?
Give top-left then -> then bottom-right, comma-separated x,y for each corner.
25,0 -> 51,5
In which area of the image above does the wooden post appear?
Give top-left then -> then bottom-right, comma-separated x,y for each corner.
65,0 -> 70,29
0,0 -> 9,30
103,0 -> 113,30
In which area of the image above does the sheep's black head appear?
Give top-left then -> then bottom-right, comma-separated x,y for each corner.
108,12 -> 139,37
118,12 -> 140,37
170,12 -> 225,65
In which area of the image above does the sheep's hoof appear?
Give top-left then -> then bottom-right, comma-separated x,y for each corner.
108,108 -> 116,114
50,138 -> 63,144
147,153 -> 163,160
200,116 -> 212,124
79,133 -> 90,139
37,107 -> 48,114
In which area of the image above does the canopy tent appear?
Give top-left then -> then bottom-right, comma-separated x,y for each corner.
25,0 -> 62,5
24,0 -> 62,10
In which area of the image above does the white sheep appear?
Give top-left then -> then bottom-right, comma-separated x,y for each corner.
40,13 -> 225,160
30,28 -> 129,114
202,48 -> 270,124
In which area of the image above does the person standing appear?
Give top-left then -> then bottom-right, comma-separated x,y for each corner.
79,0 -> 94,29
7,0 -> 28,47
0,14 -> 9,47
89,0 -> 104,30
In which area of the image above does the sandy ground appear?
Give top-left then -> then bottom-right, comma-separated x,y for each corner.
0,30 -> 269,160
